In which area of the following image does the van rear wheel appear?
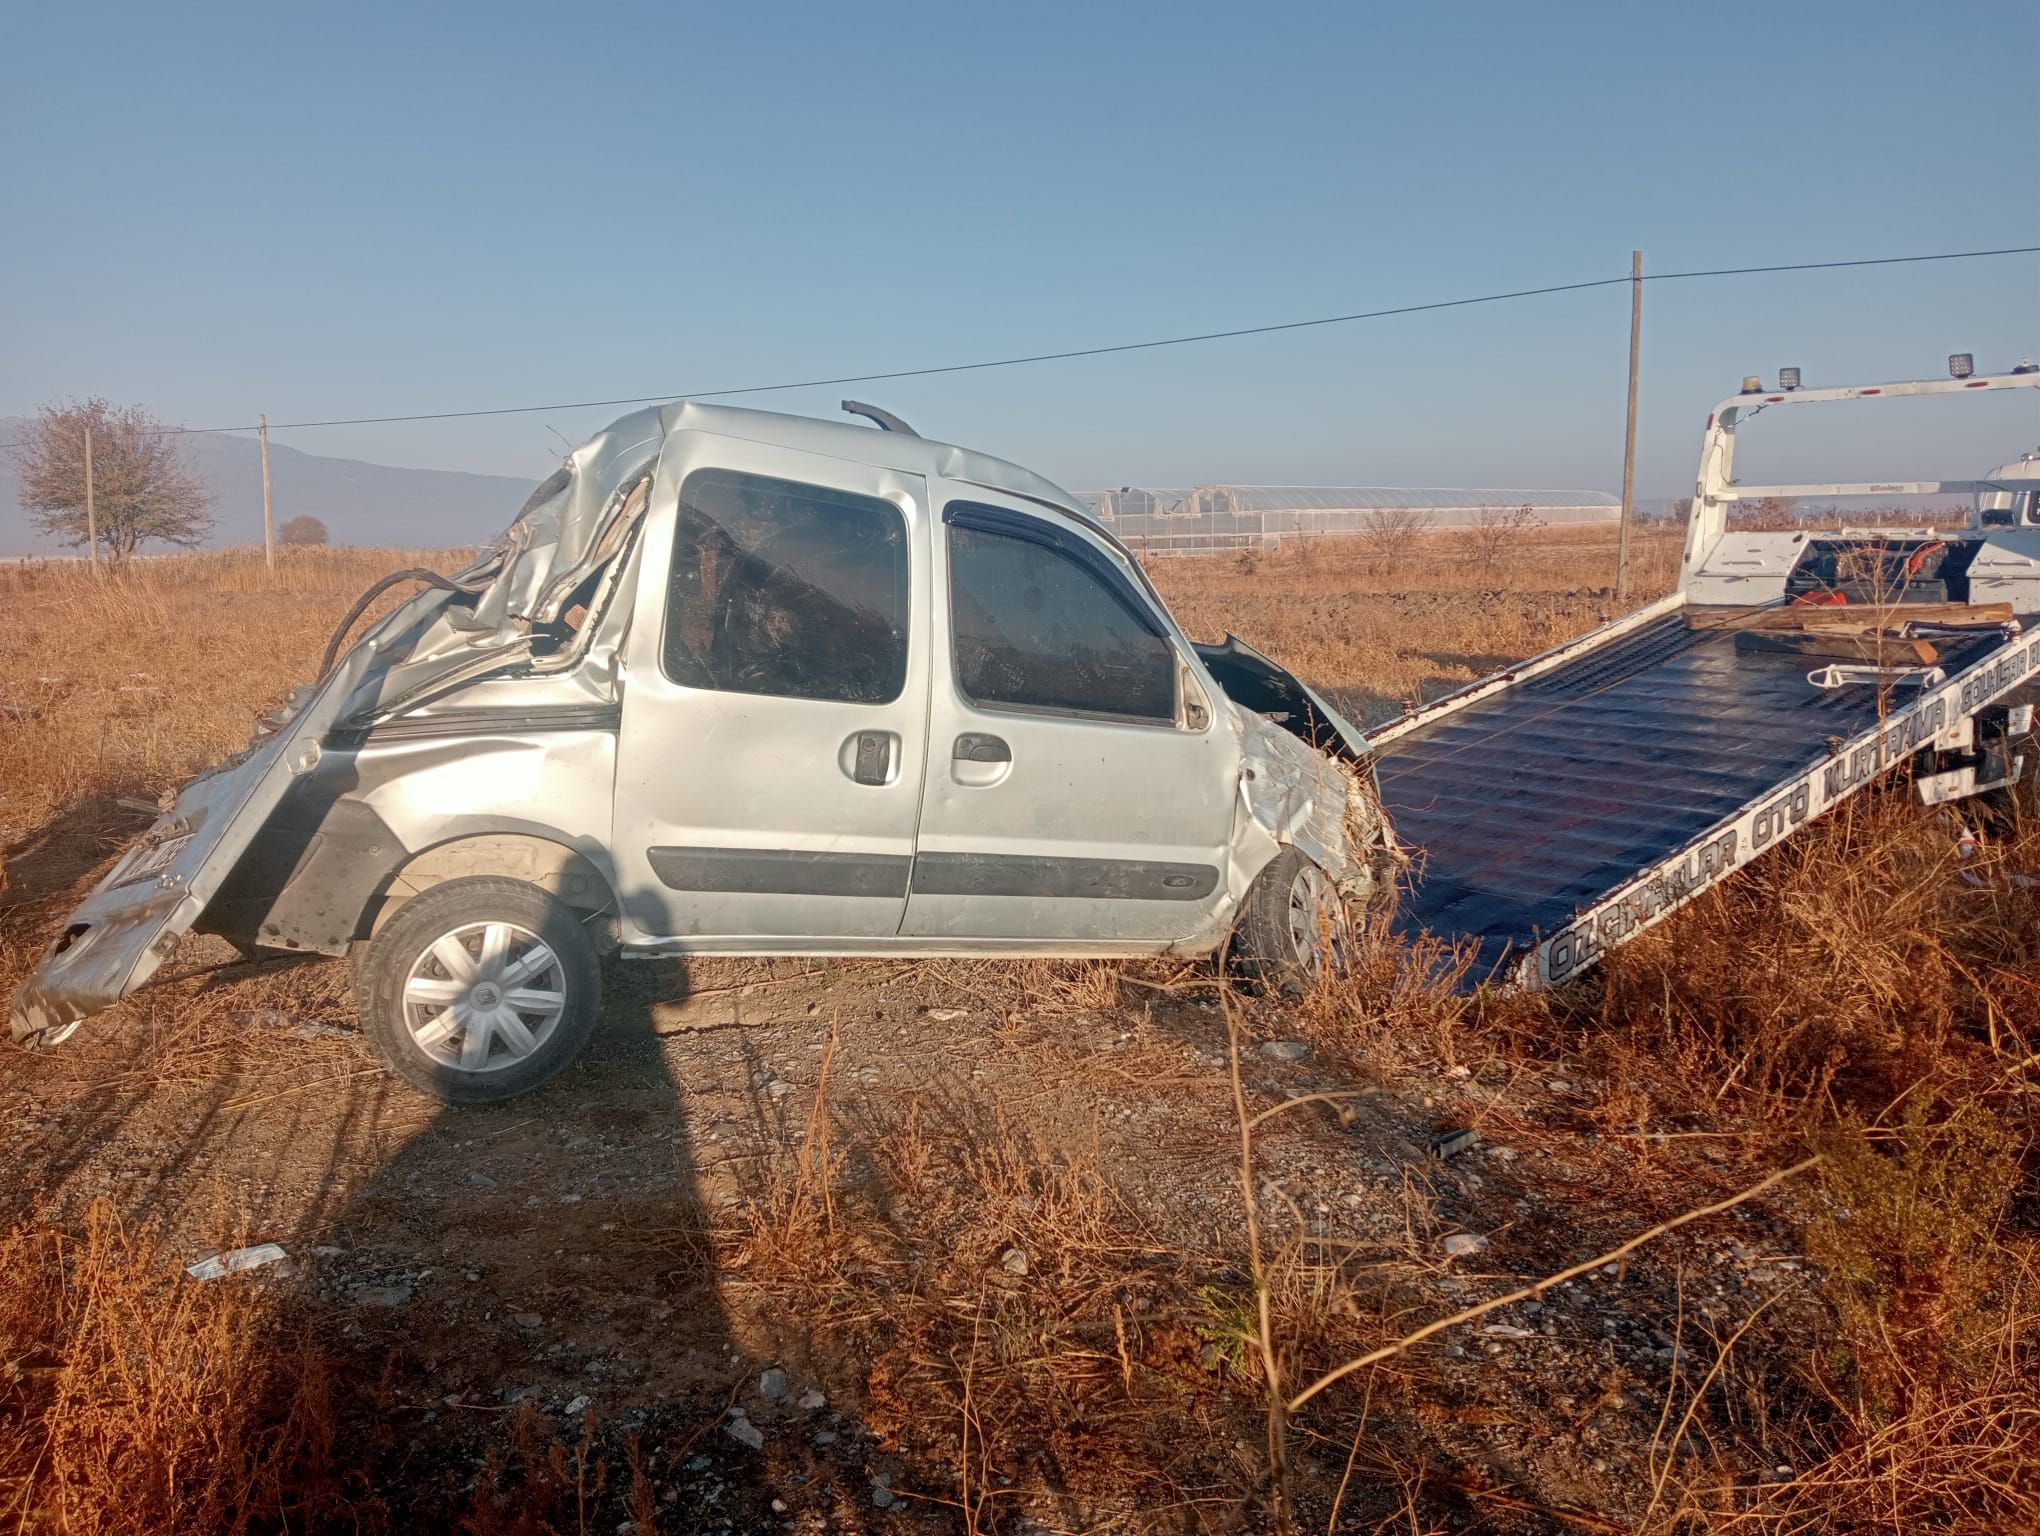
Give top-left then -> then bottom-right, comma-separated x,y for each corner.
357,877 -> 601,1104
1233,848 -> 1345,996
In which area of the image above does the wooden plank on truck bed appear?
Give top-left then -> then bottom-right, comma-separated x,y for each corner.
1733,629 -> 1940,664
1683,606 -> 1792,631
1795,602 -> 2015,633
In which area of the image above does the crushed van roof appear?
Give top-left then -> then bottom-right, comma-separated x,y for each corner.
653,402 -> 1091,517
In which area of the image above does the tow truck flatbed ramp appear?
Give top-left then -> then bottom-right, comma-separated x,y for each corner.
1373,598 -> 2034,985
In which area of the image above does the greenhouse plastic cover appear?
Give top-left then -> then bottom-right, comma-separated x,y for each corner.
1082,485 -> 1620,515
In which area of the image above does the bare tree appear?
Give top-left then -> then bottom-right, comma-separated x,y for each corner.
1729,495 -> 1799,531
1357,505 -> 1435,569
1459,502 -> 1542,576
10,399 -> 214,560
278,514 -> 328,546
1668,496 -> 1694,523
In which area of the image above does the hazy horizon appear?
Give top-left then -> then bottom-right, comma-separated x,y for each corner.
3,2 -> 2037,523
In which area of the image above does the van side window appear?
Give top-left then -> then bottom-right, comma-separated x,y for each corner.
946,511 -> 1175,722
664,470 -> 909,704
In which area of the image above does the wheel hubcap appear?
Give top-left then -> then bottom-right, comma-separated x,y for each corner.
401,920 -> 565,1073
1285,865 -> 1343,978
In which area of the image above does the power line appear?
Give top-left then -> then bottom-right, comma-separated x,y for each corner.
7,242 -> 2039,448
1651,247 -> 2040,281
216,274 -> 1635,432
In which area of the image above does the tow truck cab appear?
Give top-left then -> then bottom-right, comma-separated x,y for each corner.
1977,448 -> 2040,529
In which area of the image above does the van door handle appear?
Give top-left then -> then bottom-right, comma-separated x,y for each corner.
843,730 -> 897,786
952,732 -> 1011,787
953,733 -> 1011,764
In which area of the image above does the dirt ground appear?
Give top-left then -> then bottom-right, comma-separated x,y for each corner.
5,927 -> 1837,1533
4,531 -> 2033,1533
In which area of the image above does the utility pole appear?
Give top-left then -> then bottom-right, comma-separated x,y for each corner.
259,412 -> 274,570
1616,249 -> 1643,601
83,425 -> 100,575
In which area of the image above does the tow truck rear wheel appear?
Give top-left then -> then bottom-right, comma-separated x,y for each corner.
356,876 -> 601,1104
1233,848 -> 1345,997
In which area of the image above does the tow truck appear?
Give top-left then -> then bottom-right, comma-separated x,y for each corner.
1373,356 -> 2040,983
10,362 -> 2039,1100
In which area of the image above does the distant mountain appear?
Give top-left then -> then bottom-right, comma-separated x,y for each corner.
0,418 -> 535,556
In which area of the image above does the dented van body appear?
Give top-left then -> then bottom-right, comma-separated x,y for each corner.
12,402 -> 1388,1094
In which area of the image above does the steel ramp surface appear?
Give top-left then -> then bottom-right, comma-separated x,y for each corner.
1372,612 -> 2009,978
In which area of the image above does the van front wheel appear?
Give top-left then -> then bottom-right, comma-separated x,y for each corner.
357,876 -> 601,1104
1232,848 -> 1345,997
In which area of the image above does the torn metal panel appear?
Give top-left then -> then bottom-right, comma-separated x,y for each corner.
461,407 -> 665,633
332,400 -> 1090,718
307,417 -> 660,742
198,797 -> 403,956
1239,713 -> 1368,883
195,708 -> 625,958
8,586 -> 449,1046
1197,633 -> 1389,916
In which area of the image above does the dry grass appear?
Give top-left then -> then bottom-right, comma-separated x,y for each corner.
0,1203 -> 665,1536
1563,790 -> 2040,1531
719,1067 -> 1215,1523
0,549 -> 463,848
1589,791 -> 2040,1114
2,535 -> 2037,1531
0,1201 -> 347,1535
1249,781 -> 2040,1531
1146,523 -> 1684,723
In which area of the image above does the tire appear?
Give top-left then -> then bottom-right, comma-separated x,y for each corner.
356,876 -> 601,1104
1232,848 -> 1344,997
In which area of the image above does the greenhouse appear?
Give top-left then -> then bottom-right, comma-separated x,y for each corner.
1082,484 -> 1621,554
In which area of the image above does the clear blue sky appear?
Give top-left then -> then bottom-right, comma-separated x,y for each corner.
4,0 -> 2037,507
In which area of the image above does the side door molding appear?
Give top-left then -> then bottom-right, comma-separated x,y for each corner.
910,851 -> 1219,901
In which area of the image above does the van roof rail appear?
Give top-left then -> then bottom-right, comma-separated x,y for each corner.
841,400 -> 919,437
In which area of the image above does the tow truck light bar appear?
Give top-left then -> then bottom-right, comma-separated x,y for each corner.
1950,352 -> 1975,378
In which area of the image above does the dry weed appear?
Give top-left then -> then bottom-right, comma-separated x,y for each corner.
1535,783 -> 2036,1532
1147,524 -> 1683,724
1590,786 -> 2040,1115
0,1201 -> 350,1536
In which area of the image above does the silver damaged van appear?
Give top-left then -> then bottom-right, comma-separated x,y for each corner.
11,403 -> 1391,1101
